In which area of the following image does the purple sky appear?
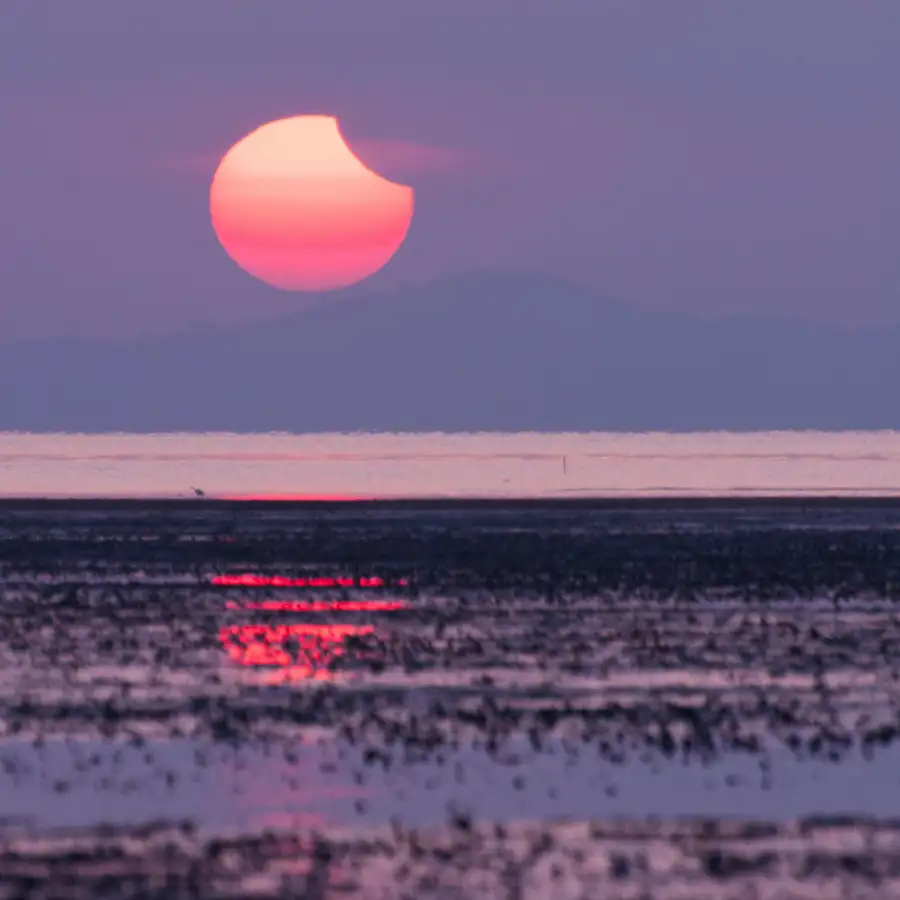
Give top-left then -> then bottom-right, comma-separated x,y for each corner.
2,1 -> 899,340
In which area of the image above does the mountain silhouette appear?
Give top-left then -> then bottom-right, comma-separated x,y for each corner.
1,271 -> 898,432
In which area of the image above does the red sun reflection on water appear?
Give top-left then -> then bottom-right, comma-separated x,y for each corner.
220,623 -> 373,683
224,599 -> 407,612
222,494 -> 368,502
212,575 -> 405,588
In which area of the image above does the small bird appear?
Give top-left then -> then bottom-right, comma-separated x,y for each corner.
190,487 -> 206,497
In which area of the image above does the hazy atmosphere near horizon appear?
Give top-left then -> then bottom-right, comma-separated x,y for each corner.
2,2 -> 900,432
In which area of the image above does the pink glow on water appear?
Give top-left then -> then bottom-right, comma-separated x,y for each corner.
211,574 -> 405,588
223,599 -> 407,612
222,494 -> 368,502
219,623 -> 373,678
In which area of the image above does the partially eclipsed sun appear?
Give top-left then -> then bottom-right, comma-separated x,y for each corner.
210,115 -> 414,291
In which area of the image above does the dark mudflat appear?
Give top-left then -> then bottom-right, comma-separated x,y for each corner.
3,499 -> 900,897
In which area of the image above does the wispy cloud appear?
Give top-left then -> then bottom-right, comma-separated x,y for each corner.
351,139 -> 481,178
152,139 -> 480,181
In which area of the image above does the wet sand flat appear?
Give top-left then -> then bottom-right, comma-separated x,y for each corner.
3,498 -> 900,897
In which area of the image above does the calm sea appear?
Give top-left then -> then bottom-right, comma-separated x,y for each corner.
1,430 -> 900,498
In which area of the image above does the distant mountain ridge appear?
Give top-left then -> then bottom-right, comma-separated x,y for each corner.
1,271 -> 898,432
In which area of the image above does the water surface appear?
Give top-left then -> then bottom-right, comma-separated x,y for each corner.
2,430 -> 900,498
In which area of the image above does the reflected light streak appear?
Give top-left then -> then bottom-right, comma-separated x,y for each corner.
212,575 -> 408,588
222,494 -> 369,502
219,623 -> 373,681
224,599 -> 407,612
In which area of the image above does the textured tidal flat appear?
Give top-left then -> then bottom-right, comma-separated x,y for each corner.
4,500 -> 900,897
